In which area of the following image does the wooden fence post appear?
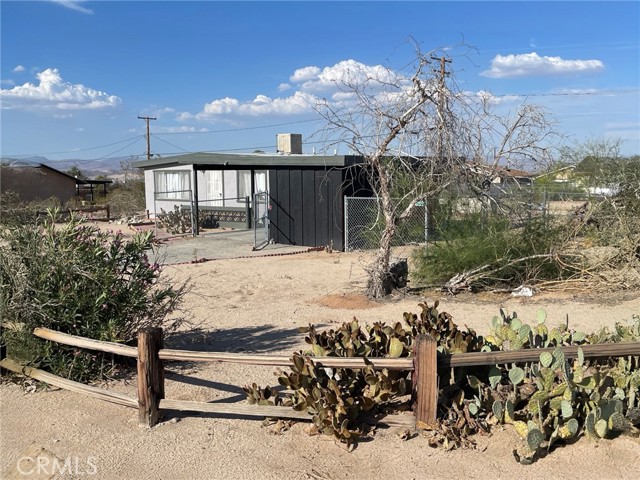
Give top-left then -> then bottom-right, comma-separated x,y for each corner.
413,334 -> 438,426
137,328 -> 164,427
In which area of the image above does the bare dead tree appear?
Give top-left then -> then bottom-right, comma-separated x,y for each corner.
315,45 -> 559,298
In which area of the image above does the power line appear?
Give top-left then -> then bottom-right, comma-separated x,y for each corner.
31,137 -> 146,164
92,136 -> 145,161
150,144 -> 278,156
150,134 -> 190,153
154,118 -> 322,135
3,135 -> 145,158
464,88 -> 639,99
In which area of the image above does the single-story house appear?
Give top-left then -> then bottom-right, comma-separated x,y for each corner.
491,167 -> 535,188
132,142 -> 370,250
1,160 -> 113,204
0,161 -> 78,204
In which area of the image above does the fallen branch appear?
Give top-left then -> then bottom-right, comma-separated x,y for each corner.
443,253 -> 578,294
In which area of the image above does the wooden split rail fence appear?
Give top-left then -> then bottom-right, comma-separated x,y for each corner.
1,327 -> 639,429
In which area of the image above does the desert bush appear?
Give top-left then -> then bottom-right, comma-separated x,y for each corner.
412,213 -> 568,289
103,179 -> 146,218
0,210 -> 188,382
0,191 -> 63,227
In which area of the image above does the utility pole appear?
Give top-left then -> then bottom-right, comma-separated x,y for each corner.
138,116 -> 157,160
427,55 -> 451,239
430,55 -> 451,159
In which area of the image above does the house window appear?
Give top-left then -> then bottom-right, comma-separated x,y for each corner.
237,170 -> 267,201
154,170 -> 191,200
238,170 -> 267,202
255,171 -> 267,193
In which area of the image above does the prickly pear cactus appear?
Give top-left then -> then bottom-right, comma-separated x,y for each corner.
245,307 -> 640,458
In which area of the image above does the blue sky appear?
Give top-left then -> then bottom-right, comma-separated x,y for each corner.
1,0 -> 639,163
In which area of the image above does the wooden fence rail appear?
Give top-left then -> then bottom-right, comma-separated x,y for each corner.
33,327 -> 640,368
0,358 -> 137,409
0,359 -> 413,427
7,327 -> 640,430
33,328 -> 414,370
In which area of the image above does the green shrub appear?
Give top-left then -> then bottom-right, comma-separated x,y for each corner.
412,214 -> 567,288
0,210 -> 188,382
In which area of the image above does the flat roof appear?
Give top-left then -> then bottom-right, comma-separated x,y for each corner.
131,152 -> 364,169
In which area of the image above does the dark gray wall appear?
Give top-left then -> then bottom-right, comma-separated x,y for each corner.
268,168 -> 345,250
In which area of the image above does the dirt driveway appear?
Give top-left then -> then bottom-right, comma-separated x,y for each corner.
140,227 -> 314,265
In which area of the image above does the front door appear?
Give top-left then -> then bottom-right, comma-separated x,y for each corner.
205,170 -> 224,207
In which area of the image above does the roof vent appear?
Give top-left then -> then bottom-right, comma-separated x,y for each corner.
276,133 -> 302,154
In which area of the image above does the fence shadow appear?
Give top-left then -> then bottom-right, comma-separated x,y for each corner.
166,324 -> 307,354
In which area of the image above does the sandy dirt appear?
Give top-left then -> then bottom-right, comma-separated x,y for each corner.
1,242 -> 639,480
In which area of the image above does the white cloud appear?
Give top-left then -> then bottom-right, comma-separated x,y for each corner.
290,66 -> 321,83
199,97 -> 240,116
183,59 -> 414,121
1,79 -> 15,86
12,65 -> 25,73
0,68 -> 121,110
191,91 -> 318,120
468,90 -> 522,105
481,52 -> 604,78
50,0 -> 93,15
292,60 -> 402,93
75,127 -> 85,132
145,106 -> 176,119
331,91 -> 357,102
154,126 -> 210,134
175,111 -> 193,122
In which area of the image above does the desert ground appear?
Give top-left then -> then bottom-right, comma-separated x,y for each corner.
1,226 -> 639,480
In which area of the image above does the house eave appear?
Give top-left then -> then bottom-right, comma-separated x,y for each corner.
131,152 -> 363,170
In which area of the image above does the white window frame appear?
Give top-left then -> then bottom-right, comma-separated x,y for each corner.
154,170 -> 191,200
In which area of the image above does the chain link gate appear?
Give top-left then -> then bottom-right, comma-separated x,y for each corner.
344,197 -> 428,251
253,191 -> 270,250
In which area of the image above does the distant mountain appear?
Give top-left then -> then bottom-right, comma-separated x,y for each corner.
1,156 -> 133,178
48,157 -> 131,177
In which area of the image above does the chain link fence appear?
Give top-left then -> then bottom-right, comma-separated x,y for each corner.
343,188 -> 612,253
482,185 -> 614,224
344,197 -> 428,252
